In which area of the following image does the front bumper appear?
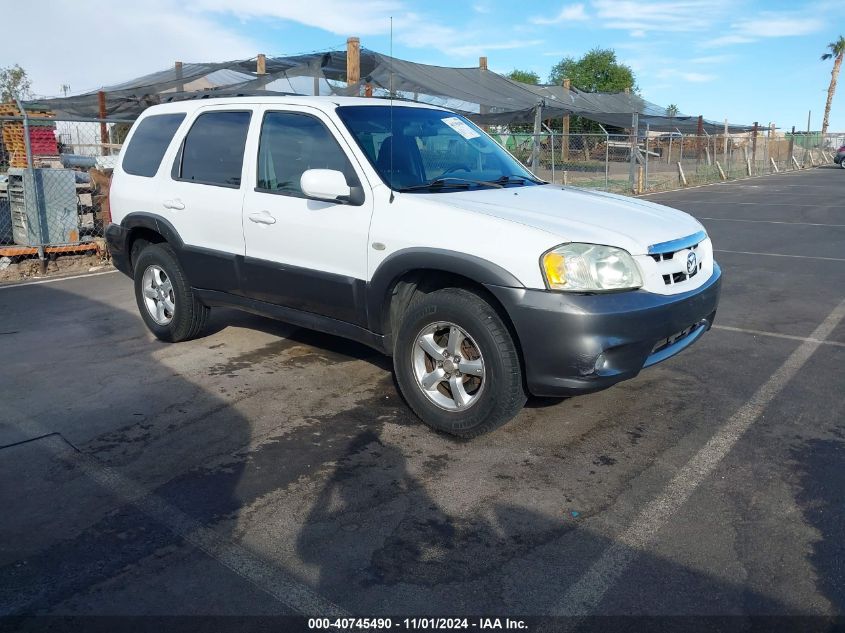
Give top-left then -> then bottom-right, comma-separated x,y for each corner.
486,263 -> 722,397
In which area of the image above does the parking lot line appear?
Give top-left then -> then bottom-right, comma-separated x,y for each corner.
1,433 -> 349,618
714,249 -> 845,262
0,269 -> 118,290
697,217 -> 845,227
713,324 -> 845,348
552,297 -> 845,618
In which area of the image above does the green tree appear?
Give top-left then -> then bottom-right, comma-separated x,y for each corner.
0,64 -> 32,103
506,69 -> 540,85
820,36 -> 845,137
548,48 -> 636,93
666,104 -> 679,118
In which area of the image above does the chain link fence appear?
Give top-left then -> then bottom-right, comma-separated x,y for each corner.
495,130 -> 844,194
0,108 -> 131,280
0,103 -> 843,282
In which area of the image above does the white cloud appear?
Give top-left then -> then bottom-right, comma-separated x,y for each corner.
472,3 -> 491,13
450,40 -> 544,57
189,0 -> 401,37
0,0 -> 258,97
591,0 -> 729,34
657,69 -> 716,83
690,54 -> 734,65
701,12 -> 824,48
529,4 -> 588,25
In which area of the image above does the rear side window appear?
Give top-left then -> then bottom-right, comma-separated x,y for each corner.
256,111 -> 358,196
174,111 -> 251,187
122,113 -> 185,177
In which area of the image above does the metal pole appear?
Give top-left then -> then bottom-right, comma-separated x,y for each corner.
628,112 -> 639,189
16,99 -> 46,269
599,124 -> 609,191
644,124 -> 649,191
542,122 -> 555,183
531,103 -> 543,173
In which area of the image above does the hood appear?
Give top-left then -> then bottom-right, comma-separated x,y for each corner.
425,185 -> 705,255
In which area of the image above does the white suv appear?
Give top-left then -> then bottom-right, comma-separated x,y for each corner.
106,96 -> 721,437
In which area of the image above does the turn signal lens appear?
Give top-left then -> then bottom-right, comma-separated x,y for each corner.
542,252 -> 566,287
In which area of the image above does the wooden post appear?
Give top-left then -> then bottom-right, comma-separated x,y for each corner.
770,157 -> 779,173
788,125 -> 795,168
256,53 -> 269,92
479,56 -> 489,131
677,162 -> 687,186
715,161 -> 726,180
346,37 -> 360,91
562,78 -> 570,161
751,121 -> 758,169
696,115 -> 704,160
98,91 -> 108,156
174,61 -> 183,92
364,84 -> 373,97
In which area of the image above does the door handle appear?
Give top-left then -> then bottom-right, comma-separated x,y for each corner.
248,211 -> 277,225
163,199 -> 185,210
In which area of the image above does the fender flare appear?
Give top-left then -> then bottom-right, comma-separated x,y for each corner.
121,212 -> 185,250
366,247 -> 524,334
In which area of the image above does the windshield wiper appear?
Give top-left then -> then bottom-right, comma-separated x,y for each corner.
495,174 -> 543,185
396,177 -> 504,192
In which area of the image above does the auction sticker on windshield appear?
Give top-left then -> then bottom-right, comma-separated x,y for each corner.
442,116 -> 480,139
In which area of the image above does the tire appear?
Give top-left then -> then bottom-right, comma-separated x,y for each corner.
393,288 -> 526,438
133,243 -> 209,342
840,158 -> 845,169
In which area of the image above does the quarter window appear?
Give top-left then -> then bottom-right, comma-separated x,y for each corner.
257,112 -> 358,196
175,111 -> 251,187
122,113 -> 185,177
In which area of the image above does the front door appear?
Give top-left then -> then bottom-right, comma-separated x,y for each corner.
241,107 -> 373,325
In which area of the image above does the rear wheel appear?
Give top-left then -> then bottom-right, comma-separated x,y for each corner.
394,288 -> 526,437
133,243 -> 209,342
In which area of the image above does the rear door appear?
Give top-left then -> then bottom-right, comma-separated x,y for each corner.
240,106 -> 373,325
156,106 -> 254,293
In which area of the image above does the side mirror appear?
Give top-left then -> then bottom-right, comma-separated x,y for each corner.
300,169 -> 351,202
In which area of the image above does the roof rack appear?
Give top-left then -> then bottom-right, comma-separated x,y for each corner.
163,90 -> 304,103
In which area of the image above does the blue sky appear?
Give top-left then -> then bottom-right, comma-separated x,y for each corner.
3,0 -> 843,130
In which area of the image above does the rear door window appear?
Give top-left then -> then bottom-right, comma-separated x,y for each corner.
122,113 -> 185,177
174,111 -> 252,188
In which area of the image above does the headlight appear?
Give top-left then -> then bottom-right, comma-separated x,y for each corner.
541,243 -> 643,291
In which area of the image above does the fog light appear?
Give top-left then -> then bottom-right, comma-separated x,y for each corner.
594,353 -> 608,372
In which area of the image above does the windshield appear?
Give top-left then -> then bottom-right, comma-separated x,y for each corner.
336,105 -> 541,192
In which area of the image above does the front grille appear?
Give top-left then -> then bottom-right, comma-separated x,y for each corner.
651,322 -> 699,354
651,242 -> 705,286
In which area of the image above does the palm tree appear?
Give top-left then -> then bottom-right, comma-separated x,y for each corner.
820,36 -> 845,137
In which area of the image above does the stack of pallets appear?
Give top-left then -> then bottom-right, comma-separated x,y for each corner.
0,103 -> 58,167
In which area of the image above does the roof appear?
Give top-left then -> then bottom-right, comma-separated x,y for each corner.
142,94 -> 446,115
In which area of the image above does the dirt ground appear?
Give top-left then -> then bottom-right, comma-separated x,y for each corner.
0,250 -> 112,284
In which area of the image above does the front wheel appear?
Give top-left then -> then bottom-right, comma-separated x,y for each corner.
394,288 -> 526,437
133,243 -> 209,342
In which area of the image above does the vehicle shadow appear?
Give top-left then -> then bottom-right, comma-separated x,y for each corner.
0,279 -> 826,622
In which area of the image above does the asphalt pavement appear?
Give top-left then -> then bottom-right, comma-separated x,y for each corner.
0,167 -> 843,630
